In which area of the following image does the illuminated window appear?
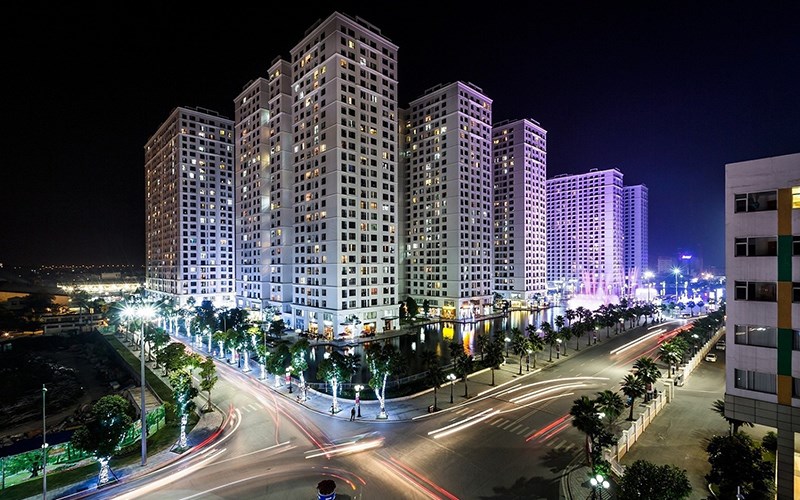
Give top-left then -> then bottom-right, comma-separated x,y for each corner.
793,186 -> 800,208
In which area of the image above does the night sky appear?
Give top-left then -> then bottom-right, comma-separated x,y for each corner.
4,1 -> 798,270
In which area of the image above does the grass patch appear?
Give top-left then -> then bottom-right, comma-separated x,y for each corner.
0,411 -> 202,500
105,335 -> 173,402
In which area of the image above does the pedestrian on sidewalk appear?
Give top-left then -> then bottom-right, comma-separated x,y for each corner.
350,406 -> 356,421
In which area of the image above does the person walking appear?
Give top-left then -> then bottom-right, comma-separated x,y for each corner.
350,406 -> 356,421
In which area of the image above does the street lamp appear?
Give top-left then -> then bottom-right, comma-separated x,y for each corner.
589,473 -> 609,499
526,348 -> 532,371
672,267 -> 682,302
504,336 -> 510,358
136,304 -> 156,467
42,384 -> 47,500
354,384 -> 363,417
447,373 -> 457,403
286,366 -> 294,393
643,271 -> 654,302
555,339 -> 562,359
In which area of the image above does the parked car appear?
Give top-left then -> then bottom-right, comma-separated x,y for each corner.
705,352 -> 717,362
715,341 -> 726,351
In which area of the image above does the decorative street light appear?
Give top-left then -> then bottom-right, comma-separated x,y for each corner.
504,336 -> 511,358
136,304 -> 156,467
589,473 -> 609,499
447,373 -> 457,403
42,384 -> 47,500
555,339 -> 562,360
286,366 -> 294,393
354,384 -> 363,417
672,267 -> 682,302
643,270 -> 654,302
526,348 -> 532,371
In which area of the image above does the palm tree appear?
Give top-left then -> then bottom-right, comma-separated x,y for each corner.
711,399 -> 754,435
542,322 -> 559,361
570,395 -> 614,469
527,330 -> 544,369
620,374 -> 645,421
686,300 -> 696,317
483,336 -> 505,385
633,356 -> 662,401
554,315 -> 565,333
510,329 -> 530,375
421,351 -> 445,411
659,343 -> 682,378
475,333 -> 489,361
595,389 -> 625,432
564,309 -> 576,328
454,351 -> 474,398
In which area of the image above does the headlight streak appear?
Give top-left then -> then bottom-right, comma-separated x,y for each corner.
428,408 -> 499,439
507,383 -> 590,405
113,448 -> 227,500
304,436 -> 385,459
526,414 -> 571,442
373,454 -> 451,500
497,392 -> 574,415
386,456 -> 460,500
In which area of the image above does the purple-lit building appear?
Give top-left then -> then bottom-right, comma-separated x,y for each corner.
144,107 -> 235,307
546,168 -> 624,297
401,82 -> 494,320
492,119 -> 547,305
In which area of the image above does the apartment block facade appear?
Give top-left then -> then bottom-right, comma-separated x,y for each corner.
724,152 -> 800,500
403,82 -> 494,320
546,168 -> 624,297
144,107 -> 235,307
492,119 -> 547,304
622,184 -> 649,293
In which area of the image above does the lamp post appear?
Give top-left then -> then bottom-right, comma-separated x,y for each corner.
354,384 -> 363,417
504,336 -> 510,358
286,366 -> 294,393
672,267 -> 682,303
137,304 -> 155,467
447,373 -> 456,403
555,339 -> 562,359
589,473 -> 609,499
42,384 -> 47,500
526,348 -> 532,371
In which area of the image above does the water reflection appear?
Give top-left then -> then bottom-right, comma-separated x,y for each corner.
306,305 -> 566,383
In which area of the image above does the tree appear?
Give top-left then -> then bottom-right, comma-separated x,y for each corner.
475,333 -> 489,361
618,459 -> 692,500
483,336 -> 505,386
170,370 -> 198,449
198,356 -> 218,411
620,374 -> 645,421
268,318 -> 286,339
525,325 -> 544,369
711,399 -> 753,435
686,300 -> 696,317
570,395 -> 616,470
266,344 -> 291,388
706,433 -> 774,499
365,342 -> 402,418
158,342 -> 189,376
633,356 -> 662,401
510,328 -> 530,375
421,351 -> 445,411
343,352 -> 361,383
318,351 -> 349,414
70,395 -> 134,485
422,299 -> 430,318
595,389 -> 625,432
542,323 -> 559,361
406,296 -> 419,318
454,350 -> 474,398
659,343 -> 682,379
290,338 -> 310,392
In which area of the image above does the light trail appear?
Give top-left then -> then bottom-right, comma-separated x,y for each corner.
387,456 -> 460,500
428,408 -> 499,439
526,414 -> 570,442
114,447 -> 226,499
610,329 -> 666,355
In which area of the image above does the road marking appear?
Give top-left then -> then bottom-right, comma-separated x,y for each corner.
516,426 -> 530,435
507,424 -> 523,433
552,439 -> 566,451
499,420 -> 516,430
563,443 -> 574,451
487,418 -> 502,426
248,403 -> 259,411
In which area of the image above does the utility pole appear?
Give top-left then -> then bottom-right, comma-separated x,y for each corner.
42,384 -> 47,500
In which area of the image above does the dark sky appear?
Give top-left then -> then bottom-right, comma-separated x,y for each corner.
3,1 -> 798,270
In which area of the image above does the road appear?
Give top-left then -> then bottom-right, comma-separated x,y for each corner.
86,319 -> 692,499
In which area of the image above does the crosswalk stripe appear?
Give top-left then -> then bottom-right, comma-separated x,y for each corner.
508,424 -> 522,433
487,418 -> 502,426
249,404 -> 259,411
516,426 -> 530,435
499,420 -> 516,430
552,439 -> 566,451
562,443 -> 574,451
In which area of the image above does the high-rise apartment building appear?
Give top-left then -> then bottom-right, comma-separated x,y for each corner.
234,59 -> 294,318
232,12 -> 400,338
403,82 -> 494,320
492,119 -> 547,304
144,106 -> 235,307
622,184 -> 648,293
546,168 -> 624,297
724,152 -> 799,500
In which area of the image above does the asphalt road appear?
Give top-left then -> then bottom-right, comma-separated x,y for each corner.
83,318 -> 701,499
